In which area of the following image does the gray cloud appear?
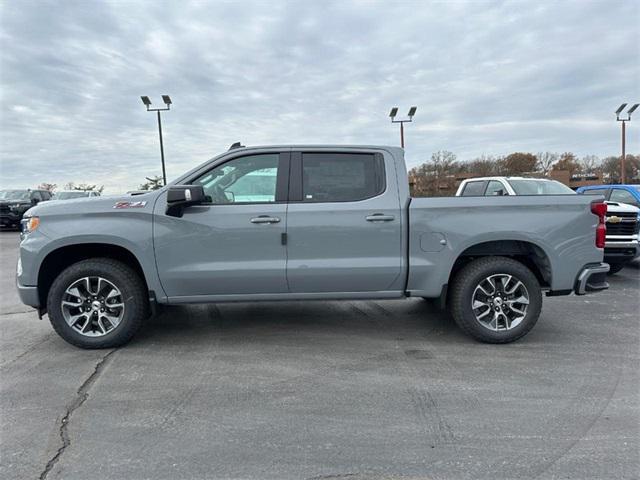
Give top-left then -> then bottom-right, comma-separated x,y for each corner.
1,0 -> 638,192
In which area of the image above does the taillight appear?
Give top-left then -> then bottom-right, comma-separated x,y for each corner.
591,201 -> 607,248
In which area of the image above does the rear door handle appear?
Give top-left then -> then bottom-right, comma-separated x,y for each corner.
250,216 -> 281,224
366,214 -> 395,222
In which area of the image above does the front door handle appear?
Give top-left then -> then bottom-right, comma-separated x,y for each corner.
366,214 -> 395,222
250,216 -> 281,224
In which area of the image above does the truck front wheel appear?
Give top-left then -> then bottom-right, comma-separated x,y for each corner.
47,258 -> 148,349
449,256 -> 542,343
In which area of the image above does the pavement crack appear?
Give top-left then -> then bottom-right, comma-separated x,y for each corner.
38,349 -> 116,480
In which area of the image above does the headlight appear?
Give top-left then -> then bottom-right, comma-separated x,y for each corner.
21,216 -> 40,234
10,203 -> 21,212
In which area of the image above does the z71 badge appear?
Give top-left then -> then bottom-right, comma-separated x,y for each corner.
113,201 -> 147,209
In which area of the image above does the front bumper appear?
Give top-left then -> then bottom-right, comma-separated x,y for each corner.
17,282 -> 40,308
574,262 -> 609,295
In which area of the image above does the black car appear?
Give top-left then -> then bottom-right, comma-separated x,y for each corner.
0,189 -> 52,229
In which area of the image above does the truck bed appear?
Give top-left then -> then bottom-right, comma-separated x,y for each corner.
407,195 -> 603,297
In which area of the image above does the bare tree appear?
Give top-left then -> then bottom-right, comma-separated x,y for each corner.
552,152 -> 581,177
535,152 -> 558,175
409,151 -> 459,197
502,152 -> 537,175
464,155 -> 499,176
139,175 -> 164,191
601,154 -> 640,183
580,155 -> 600,174
65,183 -> 104,192
37,183 -> 57,192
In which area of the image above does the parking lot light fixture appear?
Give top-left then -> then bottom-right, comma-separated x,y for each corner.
389,106 -> 417,148
615,102 -> 639,184
141,95 -> 172,185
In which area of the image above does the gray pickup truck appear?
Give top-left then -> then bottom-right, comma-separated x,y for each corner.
17,145 -> 609,348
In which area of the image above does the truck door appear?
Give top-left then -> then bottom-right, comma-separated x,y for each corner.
285,150 -> 403,293
154,152 -> 290,297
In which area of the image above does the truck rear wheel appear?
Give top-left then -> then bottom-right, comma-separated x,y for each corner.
47,258 -> 148,349
449,256 -> 542,343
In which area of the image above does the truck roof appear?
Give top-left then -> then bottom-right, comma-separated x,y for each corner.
461,176 -> 558,182
227,144 -> 402,152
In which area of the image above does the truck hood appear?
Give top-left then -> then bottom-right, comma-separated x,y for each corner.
26,190 -> 162,217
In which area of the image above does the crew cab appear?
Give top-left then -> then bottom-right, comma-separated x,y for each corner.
17,145 -> 609,349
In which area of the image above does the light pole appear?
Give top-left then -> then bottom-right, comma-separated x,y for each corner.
141,95 -> 172,185
389,106 -> 417,148
615,102 -> 639,184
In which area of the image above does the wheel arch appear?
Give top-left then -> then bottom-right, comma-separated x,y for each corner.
447,240 -> 553,291
38,243 -> 149,309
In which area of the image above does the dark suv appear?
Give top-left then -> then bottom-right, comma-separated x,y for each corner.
0,189 -> 52,229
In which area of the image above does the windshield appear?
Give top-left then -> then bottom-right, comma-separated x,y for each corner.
0,190 -> 30,201
54,191 -> 90,200
508,179 -> 575,195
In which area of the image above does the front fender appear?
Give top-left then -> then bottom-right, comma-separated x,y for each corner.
18,211 -> 165,301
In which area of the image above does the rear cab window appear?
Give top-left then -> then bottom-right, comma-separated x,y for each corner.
300,153 -> 385,202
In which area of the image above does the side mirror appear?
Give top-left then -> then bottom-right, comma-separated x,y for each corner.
31,198 -> 39,205
166,185 -> 206,217
492,189 -> 505,196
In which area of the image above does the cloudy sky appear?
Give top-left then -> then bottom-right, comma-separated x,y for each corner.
1,0 -> 638,193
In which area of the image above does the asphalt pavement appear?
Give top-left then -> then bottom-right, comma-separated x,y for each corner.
1,230 -> 638,480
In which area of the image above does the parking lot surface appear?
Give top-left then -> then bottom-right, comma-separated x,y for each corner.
1,230 -> 638,480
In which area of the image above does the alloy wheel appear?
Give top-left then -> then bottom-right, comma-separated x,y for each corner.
61,276 -> 125,337
471,273 -> 530,331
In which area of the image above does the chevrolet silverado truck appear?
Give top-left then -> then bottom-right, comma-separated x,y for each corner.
17,145 -> 609,349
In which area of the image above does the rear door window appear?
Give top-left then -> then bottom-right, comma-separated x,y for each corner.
485,180 -> 507,196
300,153 -> 385,202
461,181 -> 487,196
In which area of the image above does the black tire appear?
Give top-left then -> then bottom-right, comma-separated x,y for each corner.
449,256 -> 542,344
47,258 -> 148,349
606,263 -> 625,275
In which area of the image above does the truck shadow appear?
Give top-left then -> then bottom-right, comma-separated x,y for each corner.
133,299 -> 463,347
